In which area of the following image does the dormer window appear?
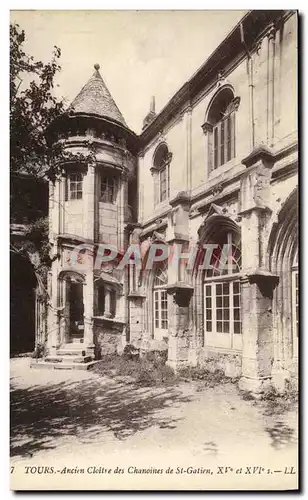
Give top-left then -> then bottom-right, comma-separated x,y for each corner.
100,174 -> 117,204
152,144 -> 172,205
203,88 -> 240,172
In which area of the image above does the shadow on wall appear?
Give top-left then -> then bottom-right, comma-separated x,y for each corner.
10,377 -> 192,459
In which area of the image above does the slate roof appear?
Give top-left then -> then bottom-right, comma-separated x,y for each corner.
69,64 -> 127,127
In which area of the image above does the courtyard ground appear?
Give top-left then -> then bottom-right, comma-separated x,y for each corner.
10,357 -> 298,490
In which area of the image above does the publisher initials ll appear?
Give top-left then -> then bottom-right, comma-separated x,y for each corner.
284,467 -> 296,475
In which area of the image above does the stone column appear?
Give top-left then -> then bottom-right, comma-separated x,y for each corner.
166,192 -> 193,370
239,146 -> 279,394
84,164 -> 96,242
117,170 -> 128,252
47,260 -> 60,355
267,24 -> 276,146
104,286 -> 112,318
59,174 -> 66,234
166,287 -> 193,370
183,106 -> 192,192
83,271 -> 95,358
50,178 -> 61,237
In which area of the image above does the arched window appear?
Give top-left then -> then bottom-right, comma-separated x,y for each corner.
203,230 -> 242,350
203,88 -> 240,172
153,261 -> 168,340
152,144 -> 172,204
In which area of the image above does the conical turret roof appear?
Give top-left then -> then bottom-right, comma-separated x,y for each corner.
69,64 -> 127,127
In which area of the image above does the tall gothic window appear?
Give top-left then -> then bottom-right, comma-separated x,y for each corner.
203,231 -> 242,350
203,88 -> 240,172
153,261 -> 168,340
152,144 -> 172,205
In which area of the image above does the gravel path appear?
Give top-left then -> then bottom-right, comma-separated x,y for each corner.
10,357 -> 298,490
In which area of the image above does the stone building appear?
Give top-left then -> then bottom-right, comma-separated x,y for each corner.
39,10 -> 298,394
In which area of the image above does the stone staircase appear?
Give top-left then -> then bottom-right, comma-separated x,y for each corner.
30,341 -> 98,371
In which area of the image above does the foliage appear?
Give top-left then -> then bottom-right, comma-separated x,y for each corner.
93,352 -> 238,389
258,383 -> 298,416
32,343 -> 46,359
10,22 -> 97,183
177,363 -> 233,388
10,23 -> 65,181
25,216 -> 51,286
93,353 -> 176,387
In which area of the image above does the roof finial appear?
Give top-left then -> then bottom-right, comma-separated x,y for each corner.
94,63 -> 100,71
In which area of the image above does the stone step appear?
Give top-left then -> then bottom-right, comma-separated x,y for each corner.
60,355 -> 93,364
30,360 -> 99,371
44,355 -> 92,364
57,348 -> 85,357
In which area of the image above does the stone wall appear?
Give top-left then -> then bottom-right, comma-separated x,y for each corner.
94,319 -> 125,357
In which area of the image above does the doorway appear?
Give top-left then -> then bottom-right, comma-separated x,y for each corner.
68,282 -> 84,342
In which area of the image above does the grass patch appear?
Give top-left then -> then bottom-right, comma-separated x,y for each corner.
259,384 -> 298,416
93,350 -> 238,389
93,354 -> 176,387
239,381 -> 298,415
177,364 -> 237,388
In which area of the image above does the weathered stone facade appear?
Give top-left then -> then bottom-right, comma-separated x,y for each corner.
41,10 -> 298,393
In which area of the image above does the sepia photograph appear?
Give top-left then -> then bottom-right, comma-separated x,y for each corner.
9,9 -> 298,491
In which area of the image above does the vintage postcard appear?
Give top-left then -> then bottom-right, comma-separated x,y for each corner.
10,9 -> 298,491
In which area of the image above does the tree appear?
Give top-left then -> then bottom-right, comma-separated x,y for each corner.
10,22 -> 66,181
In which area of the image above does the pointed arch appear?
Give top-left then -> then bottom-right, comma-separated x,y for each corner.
268,188 -> 298,363
193,212 -> 242,351
205,84 -> 235,124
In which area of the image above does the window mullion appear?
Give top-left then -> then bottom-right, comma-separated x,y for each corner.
230,281 -> 234,348
232,112 -> 236,158
218,122 -> 221,167
159,290 -> 162,329
213,283 -> 217,334
224,117 -> 228,163
227,232 -> 232,274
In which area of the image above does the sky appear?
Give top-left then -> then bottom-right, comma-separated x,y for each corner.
10,10 -> 247,133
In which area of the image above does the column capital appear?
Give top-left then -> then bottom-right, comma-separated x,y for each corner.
246,270 -> 279,299
87,163 -> 96,175
241,144 -> 275,169
166,282 -> 194,307
201,121 -> 213,134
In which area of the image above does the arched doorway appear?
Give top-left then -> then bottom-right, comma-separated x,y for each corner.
269,188 -> 298,364
195,212 -> 242,351
10,251 -> 37,355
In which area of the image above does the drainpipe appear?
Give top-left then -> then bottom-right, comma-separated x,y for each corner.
240,22 -> 255,150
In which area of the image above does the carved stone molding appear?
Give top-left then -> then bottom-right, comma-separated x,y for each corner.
241,144 -> 275,169
247,270 -> 279,299
216,70 -> 225,88
201,121 -> 213,134
210,183 -> 223,197
267,23 -> 276,42
166,283 -> 194,307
